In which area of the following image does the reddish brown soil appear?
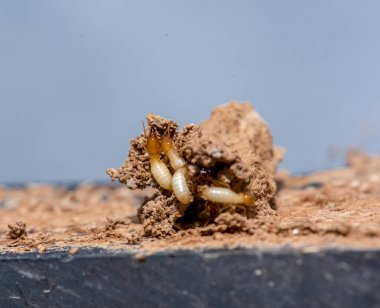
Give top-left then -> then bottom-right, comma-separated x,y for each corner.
0,103 -> 379,254
0,152 -> 379,255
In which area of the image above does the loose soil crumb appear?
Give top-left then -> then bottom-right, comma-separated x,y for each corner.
0,104 -> 379,254
105,217 -> 130,231
7,221 -> 27,240
69,247 -> 79,255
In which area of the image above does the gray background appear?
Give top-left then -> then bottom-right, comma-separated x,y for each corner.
1,0 -> 379,183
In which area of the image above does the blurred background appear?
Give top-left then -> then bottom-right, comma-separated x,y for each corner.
1,0 -> 379,183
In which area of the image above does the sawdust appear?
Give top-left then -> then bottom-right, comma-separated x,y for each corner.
108,102 -> 283,237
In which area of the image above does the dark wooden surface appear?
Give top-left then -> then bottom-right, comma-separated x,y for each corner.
0,247 -> 379,307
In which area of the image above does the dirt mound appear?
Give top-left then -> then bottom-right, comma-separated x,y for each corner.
107,102 -> 284,237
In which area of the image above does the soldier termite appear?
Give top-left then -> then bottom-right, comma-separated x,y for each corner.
161,125 -> 186,171
161,124 -> 193,204
144,122 -> 172,191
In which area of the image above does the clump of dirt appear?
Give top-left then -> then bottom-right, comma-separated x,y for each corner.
105,217 -> 130,231
346,149 -> 380,171
7,221 -> 27,240
107,102 -> 284,237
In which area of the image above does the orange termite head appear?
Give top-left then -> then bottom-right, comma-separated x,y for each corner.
161,135 -> 174,154
146,128 -> 161,156
242,194 -> 255,206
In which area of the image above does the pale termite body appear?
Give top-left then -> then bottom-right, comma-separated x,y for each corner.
200,186 -> 254,206
172,167 -> 193,205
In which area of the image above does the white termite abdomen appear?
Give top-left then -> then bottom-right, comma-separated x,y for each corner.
200,187 -> 253,205
172,167 -> 193,204
167,149 -> 187,171
150,157 -> 172,190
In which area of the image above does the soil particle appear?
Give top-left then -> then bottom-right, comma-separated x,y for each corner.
7,221 -> 27,240
346,149 -> 380,169
133,253 -> 147,262
138,194 -> 179,238
69,247 -> 79,255
105,217 -> 130,231
198,213 -> 256,235
37,244 -> 47,253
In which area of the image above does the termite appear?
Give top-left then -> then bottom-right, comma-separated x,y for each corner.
160,124 -> 193,204
199,186 -> 255,206
172,167 -> 193,205
144,122 -> 172,191
161,125 -> 186,171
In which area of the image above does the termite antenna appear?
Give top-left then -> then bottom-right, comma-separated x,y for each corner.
164,122 -> 172,137
151,125 -> 158,136
142,120 -> 147,139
